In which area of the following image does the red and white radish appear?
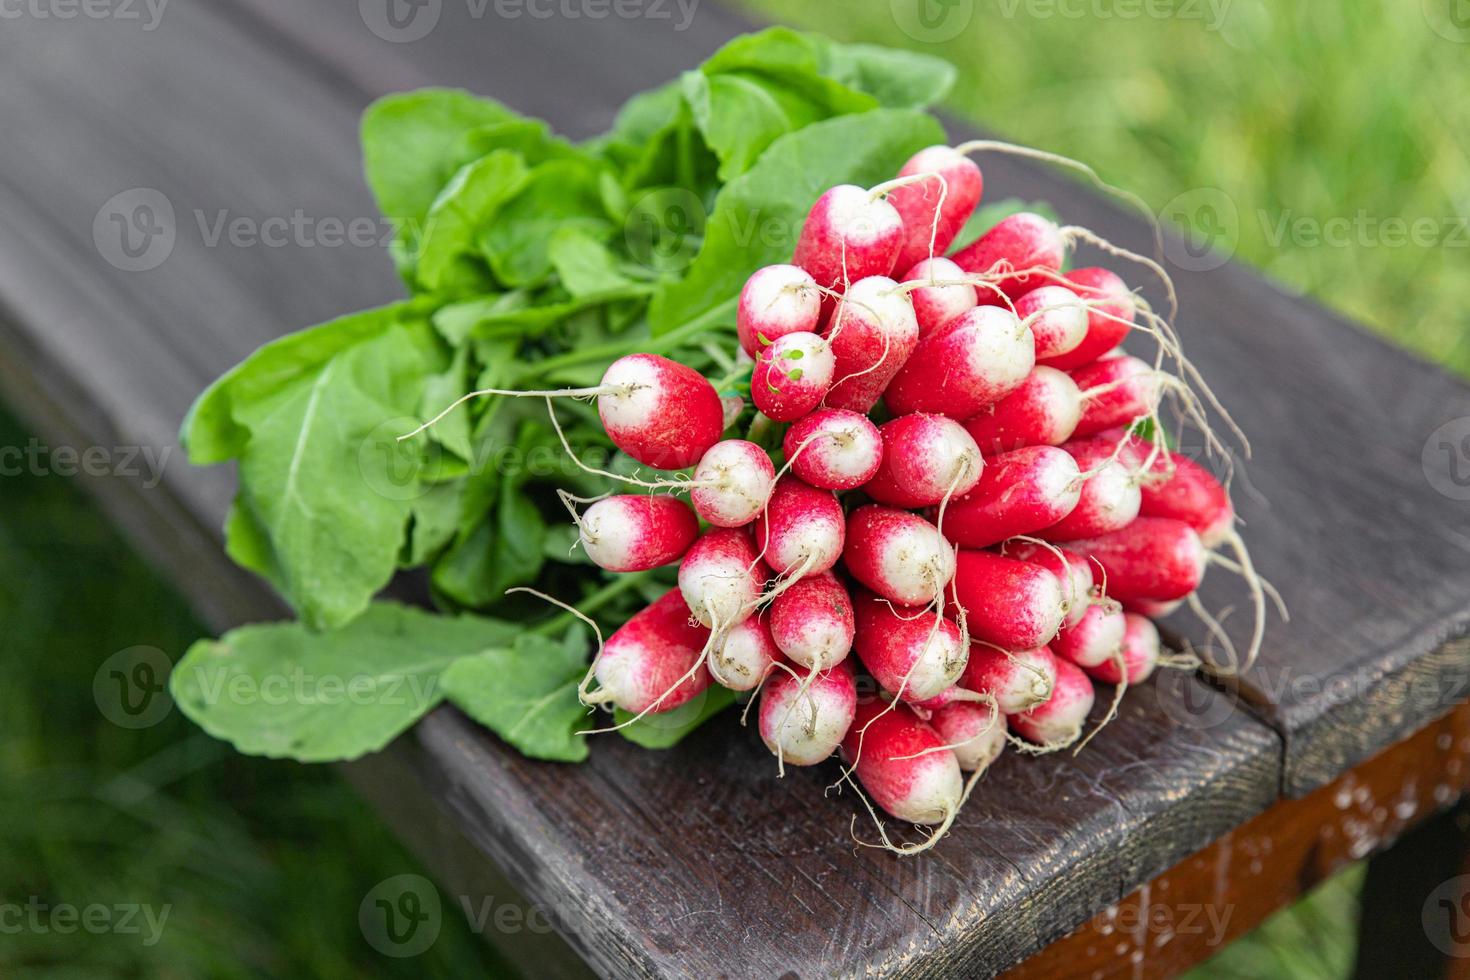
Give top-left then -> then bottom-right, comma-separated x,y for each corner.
598,353 -> 725,469
1087,613 -> 1161,685
852,590 -> 968,702
593,589 -> 713,714
752,476 -> 846,578
782,409 -> 883,490
1050,603 -> 1126,669
709,612 -> 781,691
1014,285 -> 1088,360
759,659 -> 857,767
737,263 -> 821,357
888,146 -> 984,272
959,643 -> 1058,715
884,306 -> 1035,419
949,550 -> 1065,651
577,495 -> 699,572
768,571 -> 856,671
821,276 -> 920,413
952,211 -> 1065,301
690,440 -> 775,528
930,700 -> 1006,772
901,257 -> 978,337
1063,517 -> 1207,602
1124,596 -> 1184,619
961,366 -> 1082,456
792,185 -> 904,292
678,528 -> 768,628
751,331 -> 835,423
1071,354 -> 1162,438
1040,267 -> 1135,371
1037,437 -> 1141,541
841,700 -> 964,827
844,506 -> 957,608
1011,657 -> 1096,746
862,414 -> 983,508
1136,451 -> 1235,548
938,446 -> 1081,548
1000,540 -> 1095,627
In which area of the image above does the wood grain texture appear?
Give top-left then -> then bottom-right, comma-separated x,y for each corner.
0,0 -> 1460,975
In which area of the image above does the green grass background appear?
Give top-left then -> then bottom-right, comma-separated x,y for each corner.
5,0 -> 1465,975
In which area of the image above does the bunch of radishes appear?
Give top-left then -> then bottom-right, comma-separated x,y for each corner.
423,142 -> 1267,853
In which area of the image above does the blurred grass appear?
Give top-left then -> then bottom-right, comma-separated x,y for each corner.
0,403 -> 510,978
739,0 -> 1470,378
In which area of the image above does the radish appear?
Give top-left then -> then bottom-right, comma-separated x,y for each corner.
782,409 -> 883,490
592,589 -> 714,714
709,612 -> 780,691
1014,285 -> 1088,360
768,571 -> 855,671
938,446 -> 1081,548
959,643 -> 1057,714
884,306 -> 1035,419
759,659 -> 857,767
752,476 -> 846,578
841,700 -> 963,827
888,146 -> 984,272
1039,267 -> 1135,371
1087,613 -> 1161,685
862,414 -> 983,508
1125,596 -> 1184,618
999,540 -> 1095,627
1136,452 -> 1235,548
952,211 -> 1065,301
821,276 -> 920,413
901,257 -> 978,337
1063,517 -> 1207,602
598,353 -> 725,469
930,700 -> 1006,772
737,263 -> 821,357
576,495 -> 699,572
792,184 -> 904,292
949,550 -> 1065,650
844,506 -> 957,608
690,440 -> 775,528
962,366 -> 1083,456
852,590 -> 968,702
751,331 -> 835,423
1037,437 -> 1141,541
677,528 -> 769,629
1071,355 -> 1162,438
1011,656 -> 1096,747
1050,603 -> 1126,669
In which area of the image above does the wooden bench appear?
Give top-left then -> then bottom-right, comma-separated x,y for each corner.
3,2 -> 1469,976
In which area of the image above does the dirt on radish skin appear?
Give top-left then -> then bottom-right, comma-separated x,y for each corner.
931,700 -> 1006,772
862,413 -> 983,508
758,658 -> 857,767
888,146 -> 984,272
821,276 -> 920,413
1039,267 -> 1136,371
1087,613 -> 1162,685
753,475 -> 846,577
843,506 -> 957,608
841,700 -> 964,826
782,409 -> 883,490
792,184 -> 904,293
937,445 -> 1081,548
949,549 -> 1066,651
768,571 -> 856,671
577,495 -> 700,572
690,439 -> 775,528
709,612 -> 781,691
751,331 -> 835,422
999,539 -> 1095,628
1012,656 -> 1096,746
901,256 -> 978,337
593,589 -> 714,714
597,353 -> 725,469
962,366 -> 1083,456
852,590 -> 968,702
737,263 -> 821,357
959,643 -> 1058,715
883,305 -> 1036,419
677,527 -> 769,629
952,211 -> 1065,301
